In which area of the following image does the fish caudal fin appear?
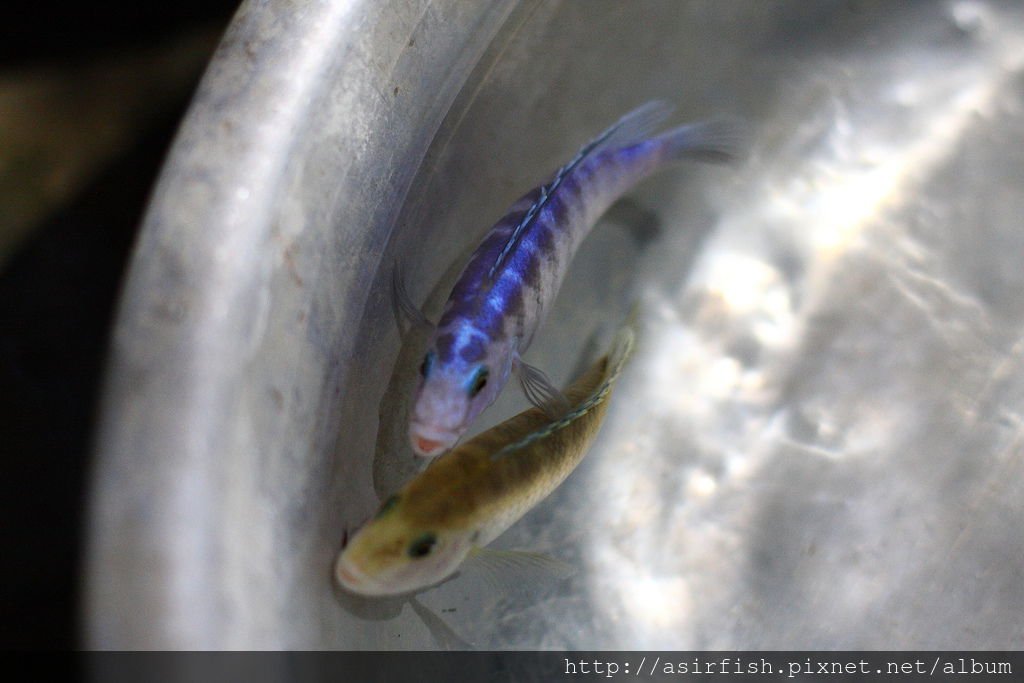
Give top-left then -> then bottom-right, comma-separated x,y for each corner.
605,306 -> 639,383
653,116 -> 747,166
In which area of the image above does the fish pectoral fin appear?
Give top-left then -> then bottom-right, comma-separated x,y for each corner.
513,356 -> 572,419
464,547 -> 576,595
391,258 -> 435,333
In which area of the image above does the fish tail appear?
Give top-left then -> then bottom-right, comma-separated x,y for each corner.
652,117 -> 746,166
556,311 -> 636,424
604,308 -> 638,384
489,309 -> 639,460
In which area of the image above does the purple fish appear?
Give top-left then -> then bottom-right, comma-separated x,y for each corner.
399,101 -> 738,457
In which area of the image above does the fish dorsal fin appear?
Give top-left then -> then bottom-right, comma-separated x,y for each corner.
486,101 -> 675,282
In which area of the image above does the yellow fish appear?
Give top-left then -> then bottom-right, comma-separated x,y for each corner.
335,320 -> 635,596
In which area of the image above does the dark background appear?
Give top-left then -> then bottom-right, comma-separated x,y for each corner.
1,2 -> 240,649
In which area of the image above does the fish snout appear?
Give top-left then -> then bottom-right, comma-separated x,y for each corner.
334,556 -> 369,592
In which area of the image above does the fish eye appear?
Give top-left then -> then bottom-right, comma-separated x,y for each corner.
419,351 -> 435,379
407,532 -> 437,559
468,366 -> 489,397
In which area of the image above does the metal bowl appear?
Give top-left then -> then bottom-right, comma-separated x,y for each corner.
85,0 -> 1024,648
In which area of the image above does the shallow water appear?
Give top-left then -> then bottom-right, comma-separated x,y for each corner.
88,0 -> 1024,649
362,0 -> 1024,649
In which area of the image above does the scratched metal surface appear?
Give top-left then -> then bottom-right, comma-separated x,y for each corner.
86,0 -> 1024,649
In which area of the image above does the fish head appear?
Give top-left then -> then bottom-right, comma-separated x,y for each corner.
334,494 -> 476,596
408,329 -> 514,457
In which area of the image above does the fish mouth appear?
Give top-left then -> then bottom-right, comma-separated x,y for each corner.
334,557 -> 378,595
334,556 -> 411,597
334,556 -> 363,589
409,423 -> 458,458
